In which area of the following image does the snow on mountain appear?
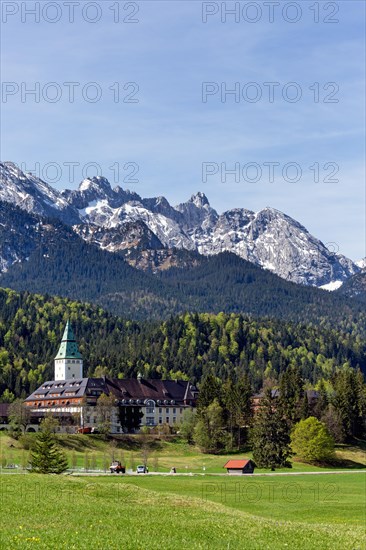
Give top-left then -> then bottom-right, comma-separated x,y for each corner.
74,219 -> 164,254
190,206 -> 358,287
0,162 -> 80,224
62,176 -> 141,211
0,162 -> 360,287
85,200 -> 195,250
175,192 -> 219,232
320,280 -> 343,292
356,258 -> 366,269
75,192 -> 361,286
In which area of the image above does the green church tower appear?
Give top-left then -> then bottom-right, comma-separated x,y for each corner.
54,321 -> 83,381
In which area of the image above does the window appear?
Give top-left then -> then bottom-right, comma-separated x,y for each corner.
146,407 -> 154,414
166,417 -> 169,423
146,417 -> 155,426
166,408 -> 169,413
173,417 -> 176,424
159,417 -> 162,424
159,408 -> 162,413
173,408 -> 176,414
180,408 -> 183,414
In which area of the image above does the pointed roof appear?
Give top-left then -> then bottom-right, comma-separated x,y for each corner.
55,321 -> 82,360
224,459 -> 252,469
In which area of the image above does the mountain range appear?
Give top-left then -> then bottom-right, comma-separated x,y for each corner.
0,161 -> 362,289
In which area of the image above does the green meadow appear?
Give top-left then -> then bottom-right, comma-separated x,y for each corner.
1,433 -> 365,549
1,433 -> 365,473
0,472 -> 365,549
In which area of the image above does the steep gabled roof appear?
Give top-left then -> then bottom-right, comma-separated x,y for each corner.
55,321 -> 82,360
224,459 -> 251,469
25,377 -> 198,406
25,378 -> 90,402
105,378 -> 196,403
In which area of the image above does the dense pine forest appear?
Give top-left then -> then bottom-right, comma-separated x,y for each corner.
1,201 -> 365,333
0,288 -> 364,401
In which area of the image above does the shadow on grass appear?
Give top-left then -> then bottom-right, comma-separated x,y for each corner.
330,458 -> 366,469
305,457 -> 366,469
59,434 -> 167,452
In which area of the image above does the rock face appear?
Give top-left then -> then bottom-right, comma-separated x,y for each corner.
0,162 -> 360,286
0,162 -> 80,224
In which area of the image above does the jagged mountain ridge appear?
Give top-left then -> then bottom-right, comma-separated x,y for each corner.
0,162 -> 80,224
0,161 -> 360,286
0,200 -> 365,331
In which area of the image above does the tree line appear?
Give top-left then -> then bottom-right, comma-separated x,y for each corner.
181,367 -> 365,467
0,288 -> 365,402
1,201 -> 365,330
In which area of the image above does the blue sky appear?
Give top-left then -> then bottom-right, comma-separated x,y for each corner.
1,0 -> 365,260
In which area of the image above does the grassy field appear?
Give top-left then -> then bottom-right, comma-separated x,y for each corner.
1,432 -> 365,474
0,472 -> 365,549
1,433 -> 365,548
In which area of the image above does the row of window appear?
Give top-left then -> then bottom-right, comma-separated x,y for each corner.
146,407 -> 182,414
145,417 -> 177,425
31,401 -> 72,407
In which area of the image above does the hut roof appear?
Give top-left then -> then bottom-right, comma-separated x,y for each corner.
224,459 -> 251,469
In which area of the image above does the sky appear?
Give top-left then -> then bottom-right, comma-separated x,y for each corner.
1,0 -> 365,260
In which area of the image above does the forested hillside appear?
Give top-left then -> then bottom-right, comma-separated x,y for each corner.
338,271 -> 366,303
0,288 -> 364,400
0,201 -> 365,333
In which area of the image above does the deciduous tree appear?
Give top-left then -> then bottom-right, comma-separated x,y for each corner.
291,417 -> 334,463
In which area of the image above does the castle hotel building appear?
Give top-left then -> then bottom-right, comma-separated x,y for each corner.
24,322 -> 198,433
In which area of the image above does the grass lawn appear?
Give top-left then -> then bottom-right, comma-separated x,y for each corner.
0,472 -> 365,549
1,433 -> 365,474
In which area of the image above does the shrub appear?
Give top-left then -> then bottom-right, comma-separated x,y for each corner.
291,417 -> 335,463
18,434 -> 35,451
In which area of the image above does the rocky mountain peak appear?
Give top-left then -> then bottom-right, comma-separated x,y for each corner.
356,258 -> 366,270
0,162 -> 80,224
189,191 -> 210,208
78,176 -> 112,195
0,161 -> 361,288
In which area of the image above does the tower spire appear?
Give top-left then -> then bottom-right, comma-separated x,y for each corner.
54,321 -> 83,381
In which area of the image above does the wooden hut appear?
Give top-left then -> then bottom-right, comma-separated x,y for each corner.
224,459 -> 255,475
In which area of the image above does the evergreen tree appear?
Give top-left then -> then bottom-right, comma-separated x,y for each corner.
278,366 -> 304,425
118,405 -> 143,433
31,429 -> 68,474
250,389 -> 292,470
332,369 -> 365,439
193,399 -> 228,454
223,374 -> 253,450
314,380 -> 328,419
197,374 -> 221,412
300,393 -> 310,420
